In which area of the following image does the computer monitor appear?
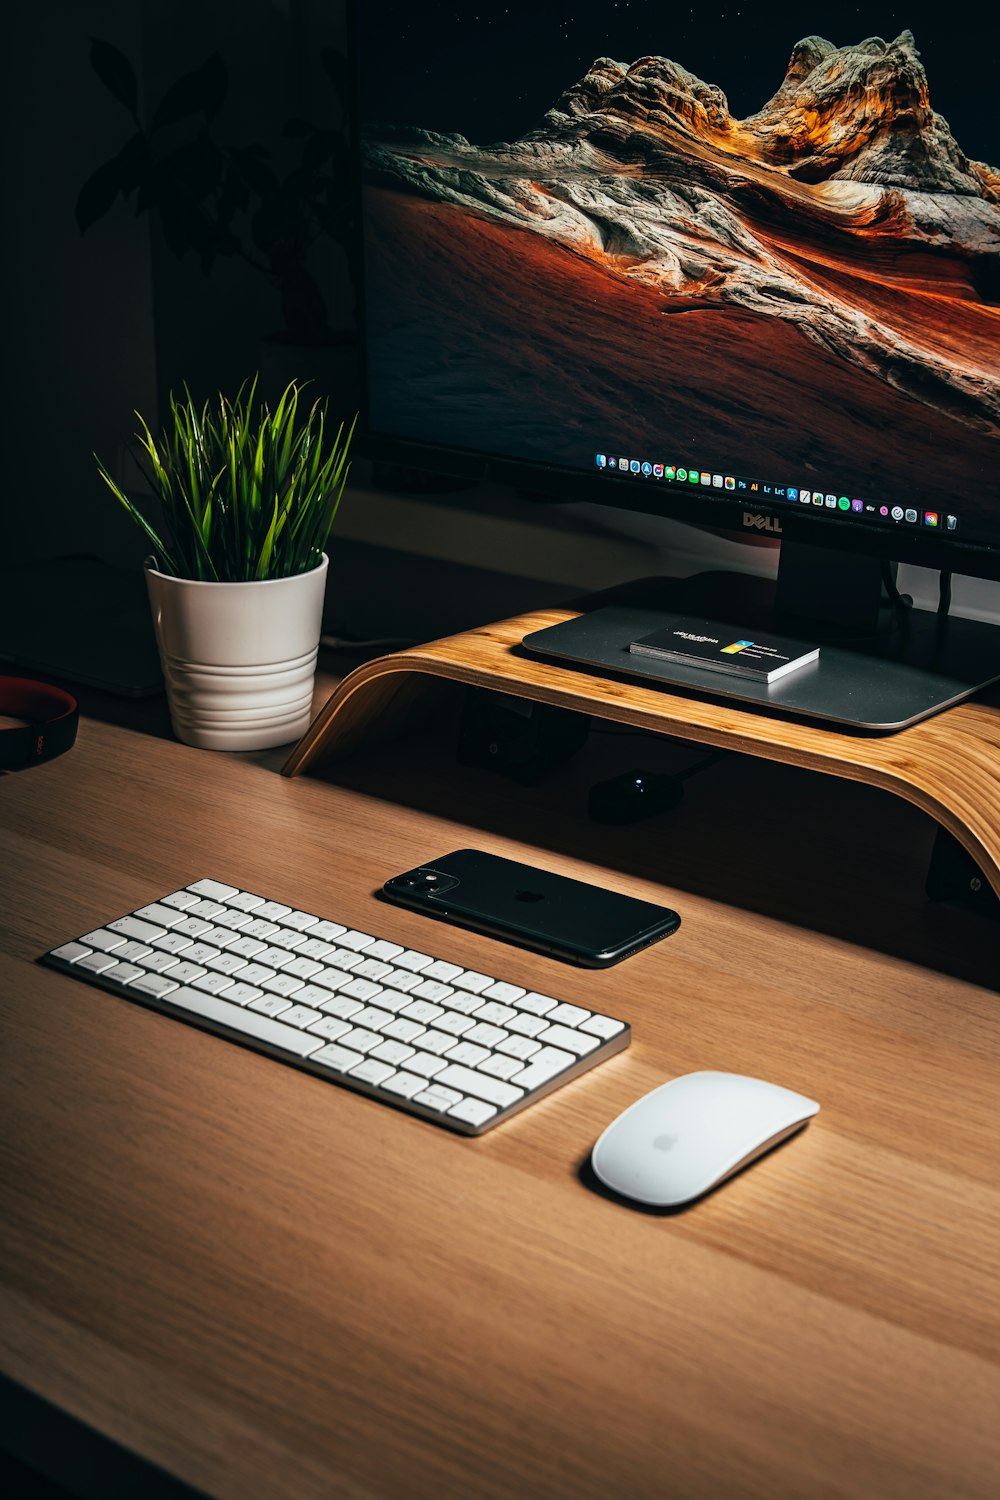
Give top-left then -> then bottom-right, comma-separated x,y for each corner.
352,2 -> 1000,728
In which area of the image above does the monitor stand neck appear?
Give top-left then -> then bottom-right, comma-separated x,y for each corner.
774,539 -> 902,634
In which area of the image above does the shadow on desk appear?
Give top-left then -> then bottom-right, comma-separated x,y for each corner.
0,1375 -> 205,1500
303,682 -> 999,995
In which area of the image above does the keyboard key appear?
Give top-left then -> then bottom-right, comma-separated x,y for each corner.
254,901 -> 292,922
353,958 -> 394,982
510,1047 -> 574,1091
205,951 -> 249,976
214,908 -> 255,931
407,1051 -> 448,1079
77,951 -> 119,974
338,1027 -> 383,1055
103,961 -> 145,984
128,972 -> 180,998
341,977 -> 385,1004
277,909 -> 319,932
149,931 -> 194,955
339,930 -> 375,952
166,961 -> 208,985
109,940 -> 154,963
225,891 -> 266,913
382,967 -> 423,993
382,1071 -> 425,1099
293,937 -> 339,962
240,918 -> 282,941
435,1065 -> 523,1110
547,1002 -> 591,1027
135,902 -> 186,928
80,928 -> 126,952
261,973 -> 304,999
480,1053 -> 524,1080
283,956 -> 324,981
309,920 -> 347,942
580,1014 -> 626,1040
364,940 -> 404,962
383,1016 -> 427,1044
507,1013 -> 548,1038
279,1005 -> 325,1030
395,950 -> 433,972
192,971 -> 240,995
249,995 -> 293,1017
514,992 -> 558,1016
418,1029 -> 458,1056
482,981 -> 525,1005
308,1015 -> 354,1043
448,1097 -> 497,1128
412,979 -> 455,1004
171,916 -> 213,940
537,1023 -> 600,1056
446,1041 -> 491,1068
108,916 -> 164,943
311,1043 -> 364,1072
186,899 -> 229,921
317,994 -> 364,1021
423,959 -> 463,982
414,1085 -> 463,1112
167,985 -> 326,1056
371,1039 -> 415,1067
496,1035 -> 540,1061
452,970 -> 493,994
226,935 -> 269,960
465,1022 -> 507,1048
219,982 -> 265,1007
187,879 -> 240,900
349,1058 -> 395,1088
473,1001 -> 517,1026
402,999 -> 444,1025
139,950 -> 181,973
435,1012 -> 474,1037
352,1006 -> 394,1031
442,991 -> 482,1015
161,890 -> 203,911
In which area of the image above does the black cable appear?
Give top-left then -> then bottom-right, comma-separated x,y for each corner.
881,559 -> 912,610
938,570 -> 953,617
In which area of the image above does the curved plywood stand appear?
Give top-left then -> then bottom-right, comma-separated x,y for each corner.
283,606 -> 1000,900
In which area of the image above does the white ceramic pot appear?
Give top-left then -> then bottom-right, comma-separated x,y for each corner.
145,555 -> 328,751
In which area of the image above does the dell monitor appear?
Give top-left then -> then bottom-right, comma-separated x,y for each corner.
352,2 -> 1000,728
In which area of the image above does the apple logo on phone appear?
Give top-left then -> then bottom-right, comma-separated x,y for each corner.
514,888 -> 545,903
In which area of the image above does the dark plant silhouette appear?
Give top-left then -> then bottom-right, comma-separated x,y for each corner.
77,38 -> 356,345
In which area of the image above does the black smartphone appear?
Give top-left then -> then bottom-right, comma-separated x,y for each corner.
381,848 -> 680,967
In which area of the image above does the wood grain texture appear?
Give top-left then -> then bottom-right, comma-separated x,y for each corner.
3,715 -> 1000,1500
284,606 -> 1000,899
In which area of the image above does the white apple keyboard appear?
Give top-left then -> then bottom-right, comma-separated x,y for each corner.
40,878 -> 630,1135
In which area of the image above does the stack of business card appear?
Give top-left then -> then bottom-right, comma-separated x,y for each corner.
629,617 -> 820,683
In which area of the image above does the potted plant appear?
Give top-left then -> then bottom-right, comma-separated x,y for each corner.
97,377 -> 354,750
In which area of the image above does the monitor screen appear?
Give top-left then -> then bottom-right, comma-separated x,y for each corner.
355,3 -> 999,570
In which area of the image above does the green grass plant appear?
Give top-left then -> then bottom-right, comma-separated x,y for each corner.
97,377 -> 355,581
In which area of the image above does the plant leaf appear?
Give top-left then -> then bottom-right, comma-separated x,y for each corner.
89,37 -> 139,117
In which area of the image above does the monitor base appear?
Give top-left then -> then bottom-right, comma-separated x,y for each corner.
524,571 -> 1000,732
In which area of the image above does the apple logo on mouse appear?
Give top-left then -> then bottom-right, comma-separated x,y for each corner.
514,888 -> 544,903
653,1132 -> 679,1151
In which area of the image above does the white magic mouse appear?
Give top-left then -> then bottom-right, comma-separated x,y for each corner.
591,1071 -> 819,1207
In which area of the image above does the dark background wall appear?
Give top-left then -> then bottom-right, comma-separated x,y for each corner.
1,0 -> 352,570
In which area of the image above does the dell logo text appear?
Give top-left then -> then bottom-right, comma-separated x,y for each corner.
743,511 -> 782,534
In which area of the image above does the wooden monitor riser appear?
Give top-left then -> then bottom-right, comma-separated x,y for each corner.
283,605 -> 1000,902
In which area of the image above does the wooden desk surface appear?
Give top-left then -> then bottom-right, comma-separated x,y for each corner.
2,682 -> 999,1499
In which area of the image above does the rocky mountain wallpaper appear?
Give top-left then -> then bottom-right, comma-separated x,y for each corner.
358,3 -> 999,536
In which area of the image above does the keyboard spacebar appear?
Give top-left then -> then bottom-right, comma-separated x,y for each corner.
165,986 -> 326,1057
